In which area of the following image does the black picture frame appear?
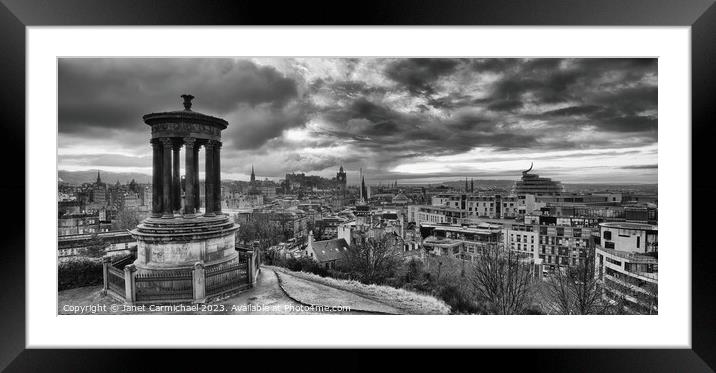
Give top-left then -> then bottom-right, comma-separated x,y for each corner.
1,0 -> 714,371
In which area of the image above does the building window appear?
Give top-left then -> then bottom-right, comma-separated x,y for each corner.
604,241 -> 615,249
603,231 -> 612,240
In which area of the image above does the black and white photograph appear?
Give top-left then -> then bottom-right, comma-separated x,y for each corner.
3,0 -> 714,369
56,57 -> 658,316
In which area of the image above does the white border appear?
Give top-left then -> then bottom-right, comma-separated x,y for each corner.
27,27 -> 690,348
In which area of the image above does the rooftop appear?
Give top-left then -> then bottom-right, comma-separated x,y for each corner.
421,223 -> 501,235
310,238 -> 349,263
600,222 -> 658,231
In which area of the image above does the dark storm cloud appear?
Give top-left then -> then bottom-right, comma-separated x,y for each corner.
384,58 -> 461,94
318,95 -> 539,159
310,78 -> 387,98
597,116 -> 657,133
621,164 -> 658,169
468,58 -> 521,73
381,58 -> 657,145
60,153 -> 151,168
487,99 -> 524,112
59,58 -> 300,143
224,100 -> 313,150
59,58 -> 657,182
542,105 -> 603,116
476,58 -> 657,109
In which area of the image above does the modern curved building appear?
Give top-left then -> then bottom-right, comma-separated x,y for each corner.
512,163 -> 564,196
594,222 -> 658,314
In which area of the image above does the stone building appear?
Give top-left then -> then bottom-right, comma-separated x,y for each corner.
305,231 -> 349,269
58,212 -> 104,236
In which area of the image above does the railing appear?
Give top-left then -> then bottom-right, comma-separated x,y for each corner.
205,260 -> 249,297
112,255 -> 135,270
107,266 -> 125,297
135,270 -> 194,303
598,247 -> 657,263
102,250 -> 258,305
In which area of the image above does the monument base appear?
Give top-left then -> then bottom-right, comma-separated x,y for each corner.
130,214 -> 239,272
122,214 -> 248,304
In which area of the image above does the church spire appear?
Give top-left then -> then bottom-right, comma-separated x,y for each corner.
96,170 -> 101,184
250,164 -> 255,183
359,167 -> 365,202
361,175 -> 367,201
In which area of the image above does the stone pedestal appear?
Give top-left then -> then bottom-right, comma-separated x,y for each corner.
130,215 -> 239,275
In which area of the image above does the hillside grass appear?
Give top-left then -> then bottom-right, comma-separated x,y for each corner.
272,266 -> 450,315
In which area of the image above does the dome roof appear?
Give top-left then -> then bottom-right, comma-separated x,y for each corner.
143,94 -> 228,130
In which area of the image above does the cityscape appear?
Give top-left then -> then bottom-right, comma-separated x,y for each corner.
58,58 -> 657,315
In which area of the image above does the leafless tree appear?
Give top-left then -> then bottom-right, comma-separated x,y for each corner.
606,278 -> 658,315
544,251 -> 611,314
112,208 -> 141,230
636,282 -> 658,315
470,244 -> 535,314
546,250 -> 622,315
341,231 -> 403,284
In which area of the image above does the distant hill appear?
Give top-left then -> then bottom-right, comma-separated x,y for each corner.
403,179 -> 516,190
401,179 -> 657,194
563,183 -> 657,194
58,170 -> 152,185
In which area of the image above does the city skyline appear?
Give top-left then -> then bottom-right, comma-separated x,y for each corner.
59,58 -> 657,184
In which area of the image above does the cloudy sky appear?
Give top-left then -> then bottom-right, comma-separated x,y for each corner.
58,58 -> 657,185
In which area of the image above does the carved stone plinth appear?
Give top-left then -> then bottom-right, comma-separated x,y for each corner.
129,215 -> 239,274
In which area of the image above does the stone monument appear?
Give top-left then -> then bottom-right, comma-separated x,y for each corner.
130,95 -> 239,282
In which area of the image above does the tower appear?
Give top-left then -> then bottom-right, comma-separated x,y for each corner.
336,165 -> 347,187
360,171 -> 368,202
336,165 -> 347,208
250,164 -> 256,183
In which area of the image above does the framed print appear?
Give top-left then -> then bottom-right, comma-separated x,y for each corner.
2,0 -> 715,371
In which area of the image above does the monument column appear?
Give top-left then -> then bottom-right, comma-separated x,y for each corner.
213,141 -> 222,214
131,95 -> 240,304
161,137 -> 174,218
172,141 -> 182,212
150,139 -> 163,217
204,141 -> 215,217
183,137 -> 196,215
193,143 -> 200,212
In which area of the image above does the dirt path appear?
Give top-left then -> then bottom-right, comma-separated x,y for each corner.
274,268 -> 402,314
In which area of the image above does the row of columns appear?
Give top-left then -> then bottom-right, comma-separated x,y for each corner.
151,137 -> 222,218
